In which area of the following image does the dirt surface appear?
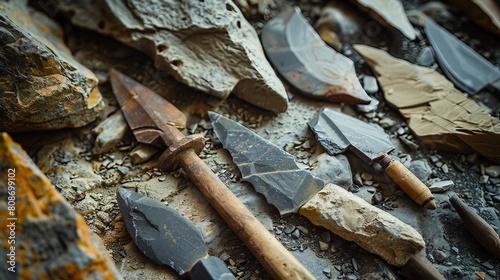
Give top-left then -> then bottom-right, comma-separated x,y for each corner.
15,0 -> 500,279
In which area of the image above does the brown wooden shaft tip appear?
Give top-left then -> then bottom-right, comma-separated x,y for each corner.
400,253 -> 445,280
449,195 -> 500,257
381,156 -> 435,209
177,149 -> 316,280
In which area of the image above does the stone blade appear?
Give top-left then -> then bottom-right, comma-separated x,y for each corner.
424,17 -> 500,94
261,6 -> 371,105
209,112 -> 324,216
309,108 -> 394,164
116,188 -> 208,276
109,69 -> 186,148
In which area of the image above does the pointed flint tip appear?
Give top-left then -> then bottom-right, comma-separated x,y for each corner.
208,111 -> 219,122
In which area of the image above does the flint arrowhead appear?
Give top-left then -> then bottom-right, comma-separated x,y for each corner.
117,188 -> 207,276
209,112 -> 324,216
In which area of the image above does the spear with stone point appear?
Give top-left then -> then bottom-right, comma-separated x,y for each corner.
108,68 -> 315,280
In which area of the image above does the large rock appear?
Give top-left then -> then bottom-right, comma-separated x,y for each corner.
0,1 -> 104,132
299,183 -> 425,266
0,133 -> 121,279
56,0 -> 288,113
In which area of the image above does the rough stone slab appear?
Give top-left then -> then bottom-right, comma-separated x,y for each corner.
299,183 -> 425,266
0,1 -> 103,132
0,132 -> 121,279
56,0 -> 288,113
354,44 -> 500,164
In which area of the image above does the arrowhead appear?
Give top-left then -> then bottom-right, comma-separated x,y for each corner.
209,112 -> 324,216
109,69 -> 186,148
261,7 -> 371,105
116,188 -> 207,276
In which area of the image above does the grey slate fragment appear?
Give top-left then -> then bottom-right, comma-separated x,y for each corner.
209,111 -> 324,216
55,0 -> 288,113
429,180 -> 454,193
116,188 -> 207,276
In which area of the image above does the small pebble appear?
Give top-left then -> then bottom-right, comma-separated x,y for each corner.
353,173 -> 363,186
481,262 -> 494,270
479,175 -> 489,184
371,192 -> 383,204
432,250 -> 447,263
429,155 -> 440,163
397,127 -> 405,135
429,180 -> 454,193
297,225 -> 309,234
323,267 -> 332,278
284,223 -> 296,234
361,173 -> 373,181
466,153 -> 478,164
319,241 -> 330,251
485,165 -> 500,178
351,258 -> 358,271
441,164 -> 449,173
450,266 -> 463,275
363,75 -> 379,94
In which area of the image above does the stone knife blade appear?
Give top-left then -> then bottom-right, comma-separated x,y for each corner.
117,187 -> 235,279
208,112 -> 439,271
261,6 -> 371,105
309,107 -> 436,209
424,17 -> 500,94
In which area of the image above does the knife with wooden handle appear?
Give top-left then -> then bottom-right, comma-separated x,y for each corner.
309,107 -> 436,209
209,111 -> 445,279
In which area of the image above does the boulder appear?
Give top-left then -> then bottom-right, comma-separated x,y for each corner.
56,0 -> 288,113
0,132 -> 121,279
0,1 -> 103,132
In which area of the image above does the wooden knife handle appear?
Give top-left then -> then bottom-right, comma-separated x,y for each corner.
449,195 -> 500,257
380,155 -> 436,209
400,253 -> 446,280
179,149 -> 315,280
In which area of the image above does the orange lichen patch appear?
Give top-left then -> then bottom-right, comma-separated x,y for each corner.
0,133 -> 122,279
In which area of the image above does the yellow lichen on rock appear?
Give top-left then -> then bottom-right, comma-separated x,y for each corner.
0,132 -> 122,279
